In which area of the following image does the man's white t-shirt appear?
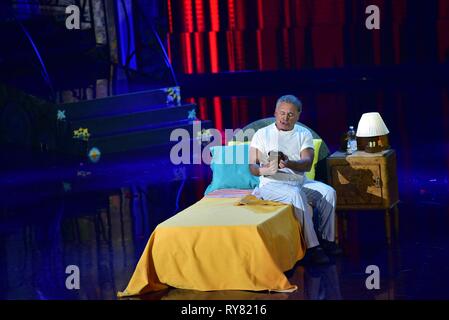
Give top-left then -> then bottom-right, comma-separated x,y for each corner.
250,123 -> 314,188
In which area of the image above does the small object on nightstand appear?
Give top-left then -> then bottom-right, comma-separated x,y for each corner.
346,126 -> 357,155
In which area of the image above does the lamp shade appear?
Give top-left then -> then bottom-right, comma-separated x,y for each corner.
356,112 -> 389,137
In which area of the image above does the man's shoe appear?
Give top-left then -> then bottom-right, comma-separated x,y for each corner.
306,246 -> 330,265
320,240 -> 343,256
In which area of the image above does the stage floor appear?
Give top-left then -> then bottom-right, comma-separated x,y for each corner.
1,142 -> 448,300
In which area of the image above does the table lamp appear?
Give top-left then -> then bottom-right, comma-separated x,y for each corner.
356,112 -> 390,153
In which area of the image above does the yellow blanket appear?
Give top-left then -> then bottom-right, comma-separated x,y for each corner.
118,196 -> 305,297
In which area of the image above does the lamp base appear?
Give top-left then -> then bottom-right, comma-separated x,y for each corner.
365,145 -> 389,153
357,135 -> 390,153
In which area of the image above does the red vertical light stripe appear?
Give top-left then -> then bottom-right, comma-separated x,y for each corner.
235,31 -> 245,70
186,97 -> 196,104
260,1 -> 280,29
183,0 -> 194,32
167,0 -> 173,33
198,97 -> 208,120
257,0 -> 264,29
235,0 -> 246,30
440,0 -> 449,17
181,33 -> 194,74
311,26 -> 343,68
188,0 -> 204,73
256,30 -> 264,70
226,32 -> 236,71
194,0 -> 205,31
392,0 -> 407,23
166,33 -> 172,63
283,0 -> 291,28
293,0 -> 308,27
226,0 -> 237,72
311,0 -> 345,25
256,30 -> 278,70
213,97 -> 224,136
208,32 -> 220,73
209,0 -> 220,31
438,20 -> 449,63
228,0 -> 236,30
194,32 -> 205,73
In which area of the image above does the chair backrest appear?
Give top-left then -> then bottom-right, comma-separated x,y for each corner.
232,117 -> 331,182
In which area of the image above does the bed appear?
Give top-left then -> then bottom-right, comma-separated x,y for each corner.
118,119 -> 329,297
118,189 -> 305,297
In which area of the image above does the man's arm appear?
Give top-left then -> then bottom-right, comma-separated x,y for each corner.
279,147 -> 314,172
249,146 -> 277,176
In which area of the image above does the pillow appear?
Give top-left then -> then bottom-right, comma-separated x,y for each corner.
204,144 -> 260,195
305,139 -> 323,180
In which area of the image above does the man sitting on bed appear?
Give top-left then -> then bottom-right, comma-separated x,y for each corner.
249,94 -> 342,265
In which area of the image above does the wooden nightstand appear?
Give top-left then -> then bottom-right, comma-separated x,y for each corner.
326,149 -> 399,244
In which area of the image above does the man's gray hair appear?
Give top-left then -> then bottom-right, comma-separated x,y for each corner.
276,95 -> 302,112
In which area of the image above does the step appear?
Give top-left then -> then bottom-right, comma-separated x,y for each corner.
70,103 -> 197,136
75,120 -> 213,154
62,86 -> 181,119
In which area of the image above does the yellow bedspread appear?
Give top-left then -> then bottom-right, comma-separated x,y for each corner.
118,196 -> 306,297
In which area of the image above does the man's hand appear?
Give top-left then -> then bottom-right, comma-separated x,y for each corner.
279,154 -> 289,169
278,148 -> 314,172
259,160 -> 278,176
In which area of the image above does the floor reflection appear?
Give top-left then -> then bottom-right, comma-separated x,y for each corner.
159,289 -> 289,301
301,264 -> 342,300
135,263 -> 343,301
0,167 -> 207,300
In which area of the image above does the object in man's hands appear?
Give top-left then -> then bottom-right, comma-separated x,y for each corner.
268,151 -> 286,168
